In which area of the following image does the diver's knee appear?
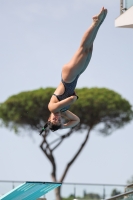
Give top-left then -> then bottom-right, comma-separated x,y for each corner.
85,45 -> 93,54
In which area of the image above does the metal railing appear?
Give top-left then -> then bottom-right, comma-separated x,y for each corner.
106,190 -> 133,200
120,0 -> 133,14
0,180 -> 126,199
125,184 -> 133,192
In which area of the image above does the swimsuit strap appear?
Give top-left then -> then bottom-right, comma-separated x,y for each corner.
52,93 -> 60,101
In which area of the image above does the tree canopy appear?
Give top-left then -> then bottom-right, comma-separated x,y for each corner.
0,87 -> 132,135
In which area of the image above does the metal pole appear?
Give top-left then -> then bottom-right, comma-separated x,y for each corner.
103,186 -> 106,199
12,182 -> 15,189
74,185 -> 76,198
120,0 -> 123,14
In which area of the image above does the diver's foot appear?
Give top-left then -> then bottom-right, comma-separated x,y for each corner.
92,7 -> 107,27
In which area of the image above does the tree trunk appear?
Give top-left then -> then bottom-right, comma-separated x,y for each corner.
55,186 -> 61,200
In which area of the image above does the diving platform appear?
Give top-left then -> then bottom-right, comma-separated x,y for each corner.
115,6 -> 133,28
115,0 -> 133,29
0,181 -> 61,200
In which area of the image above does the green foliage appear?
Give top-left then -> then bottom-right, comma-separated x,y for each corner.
0,87 -> 55,131
62,194 -> 74,200
0,87 -> 133,134
62,192 -> 101,200
84,193 -> 101,199
72,87 -> 133,134
111,189 -> 121,196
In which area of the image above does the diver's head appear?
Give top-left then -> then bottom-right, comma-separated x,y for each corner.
48,112 -> 62,131
40,112 -> 62,134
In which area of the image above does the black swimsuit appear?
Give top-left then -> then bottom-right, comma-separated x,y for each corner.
53,75 -> 79,112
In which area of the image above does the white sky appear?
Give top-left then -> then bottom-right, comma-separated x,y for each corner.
0,0 -> 133,198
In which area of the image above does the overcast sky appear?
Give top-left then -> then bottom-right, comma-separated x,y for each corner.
0,0 -> 133,199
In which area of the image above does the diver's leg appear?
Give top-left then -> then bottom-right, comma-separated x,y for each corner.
79,45 -> 93,75
62,7 -> 107,82
77,8 -> 108,75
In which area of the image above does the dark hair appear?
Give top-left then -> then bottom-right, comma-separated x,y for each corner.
47,121 -> 61,132
40,121 -> 61,135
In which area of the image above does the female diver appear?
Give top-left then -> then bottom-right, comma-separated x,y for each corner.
40,7 -> 107,134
